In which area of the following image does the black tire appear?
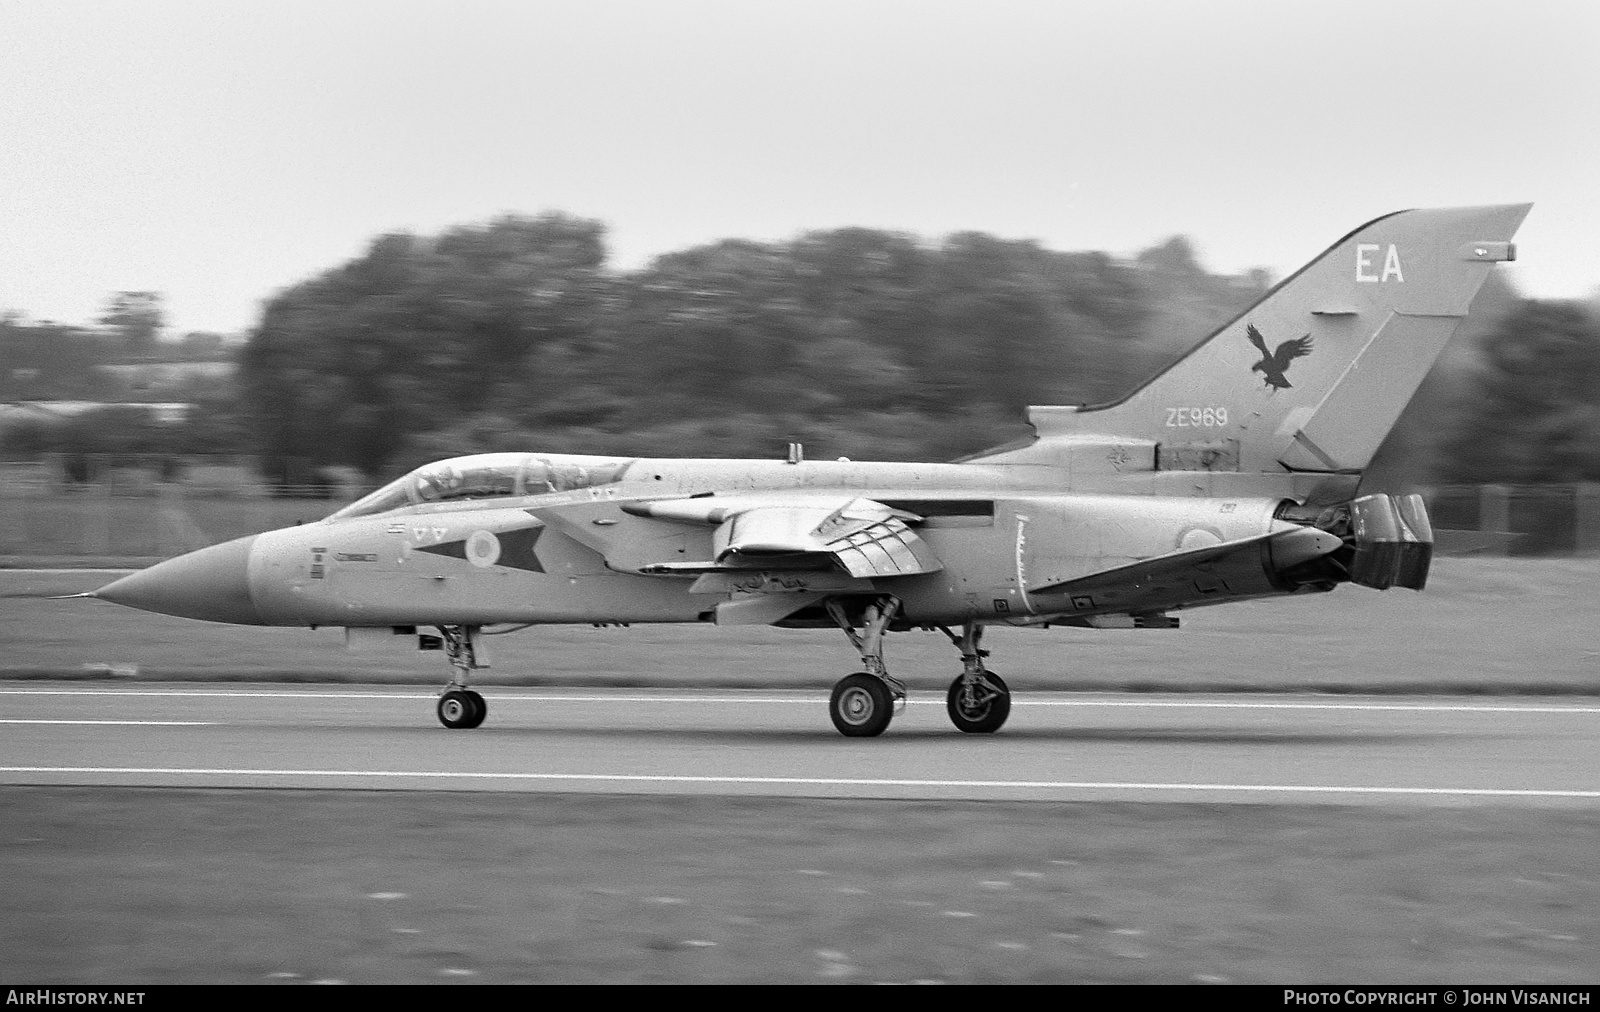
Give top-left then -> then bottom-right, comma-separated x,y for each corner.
946,670 -> 1010,733
438,689 -> 479,729
829,672 -> 894,737
462,689 -> 487,729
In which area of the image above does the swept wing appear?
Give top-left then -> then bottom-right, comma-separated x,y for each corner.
530,495 -> 943,579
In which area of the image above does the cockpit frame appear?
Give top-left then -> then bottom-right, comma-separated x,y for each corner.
327,452 -> 636,521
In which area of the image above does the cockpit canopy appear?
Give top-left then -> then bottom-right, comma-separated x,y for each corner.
327,452 -> 635,521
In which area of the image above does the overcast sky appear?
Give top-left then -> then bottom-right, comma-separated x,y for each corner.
2,0 -> 1596,336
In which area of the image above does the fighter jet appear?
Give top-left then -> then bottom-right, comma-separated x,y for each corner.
88,204 -> 1530,736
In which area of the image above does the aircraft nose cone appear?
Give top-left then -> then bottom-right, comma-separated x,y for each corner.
95,535 -> 263,624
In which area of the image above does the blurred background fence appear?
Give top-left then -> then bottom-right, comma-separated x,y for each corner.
0,457 -> 363,561
1428,483 -> 1600,557
3,457 -> 1599,561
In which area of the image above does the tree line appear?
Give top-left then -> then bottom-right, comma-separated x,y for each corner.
4,212 -> 1598,486
236,213 -> 1271,474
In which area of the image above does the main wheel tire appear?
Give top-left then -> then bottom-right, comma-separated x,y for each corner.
829,672 -> 894,737
461,689 -> 487,729
438,689 -> 479,729
946,670 -> 1011,733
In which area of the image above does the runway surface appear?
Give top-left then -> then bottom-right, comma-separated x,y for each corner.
5,682 -> 1600,804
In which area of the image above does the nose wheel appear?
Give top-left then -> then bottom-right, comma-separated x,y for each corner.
435,625 -> 489,729
438,689 -> 486,729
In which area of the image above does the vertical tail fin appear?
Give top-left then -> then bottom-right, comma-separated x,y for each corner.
978,204 -> 1531,475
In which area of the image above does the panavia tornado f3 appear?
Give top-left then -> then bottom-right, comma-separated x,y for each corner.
89,204 -> 1531,736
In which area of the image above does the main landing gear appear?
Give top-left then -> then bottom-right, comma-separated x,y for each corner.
939,623 -> 1010,734
826,597 -> 904,737
824,599 -> 1013,737
436,625 -> 487,729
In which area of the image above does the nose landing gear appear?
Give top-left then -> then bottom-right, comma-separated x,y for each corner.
436,625 -> 488,729
438,687 -> 486,729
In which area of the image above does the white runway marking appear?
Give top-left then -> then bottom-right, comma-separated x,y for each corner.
0,689 -> 443,700
4,688 -> 1600,714
1018,700 -> 1600,714
4,569 -> 136,575
0,719 -> 214,726
4,766 -> 1600,799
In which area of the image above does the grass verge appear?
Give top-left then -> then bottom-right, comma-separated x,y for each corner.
2,787 -> 1596,984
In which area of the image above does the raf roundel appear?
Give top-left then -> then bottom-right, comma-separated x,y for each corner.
465,530 -> 502,568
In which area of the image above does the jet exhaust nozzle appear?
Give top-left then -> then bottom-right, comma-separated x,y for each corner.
1347,493 -> 1433,591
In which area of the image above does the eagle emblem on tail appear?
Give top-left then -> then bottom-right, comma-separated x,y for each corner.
1246,323 -> 1313,390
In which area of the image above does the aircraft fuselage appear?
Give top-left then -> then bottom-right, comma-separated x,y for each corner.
224,457 -> 1306,630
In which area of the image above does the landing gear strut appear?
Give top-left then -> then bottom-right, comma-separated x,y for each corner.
825,597 -> 905,737
436,625 -> 487,729
939,622 -> 1011,734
